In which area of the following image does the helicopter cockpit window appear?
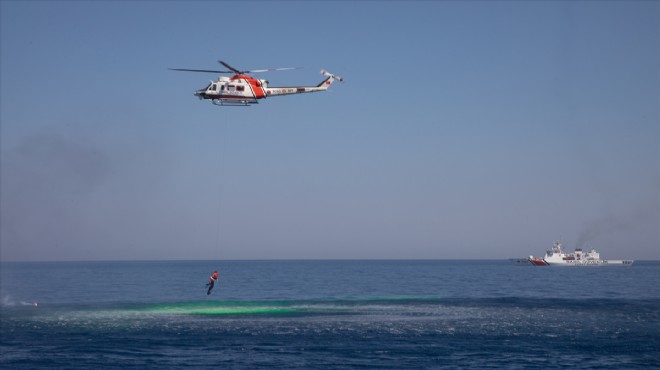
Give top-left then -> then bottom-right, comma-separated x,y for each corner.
209,84 -> 217,92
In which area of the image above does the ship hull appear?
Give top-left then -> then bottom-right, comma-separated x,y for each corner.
544,259 -> 634,266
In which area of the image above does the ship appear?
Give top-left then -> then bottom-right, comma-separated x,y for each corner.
525,241 -> 634,266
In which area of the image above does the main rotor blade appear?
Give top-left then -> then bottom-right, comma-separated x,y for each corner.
218,61 -> 242,74
218,60 -> 303,74
248,67 -> 304,73
169,68 -> 233,74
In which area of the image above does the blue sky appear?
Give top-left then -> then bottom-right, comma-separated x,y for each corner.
1,1 -> 658,261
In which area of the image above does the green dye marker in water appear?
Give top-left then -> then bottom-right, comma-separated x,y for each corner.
147,302 -> 296,316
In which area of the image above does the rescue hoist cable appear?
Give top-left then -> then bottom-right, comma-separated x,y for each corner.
213,109 -> 229,261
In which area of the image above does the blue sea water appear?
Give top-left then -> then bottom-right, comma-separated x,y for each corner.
1,260 -> 659,369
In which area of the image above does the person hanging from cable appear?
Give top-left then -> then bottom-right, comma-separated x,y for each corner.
206,270 -> 219,295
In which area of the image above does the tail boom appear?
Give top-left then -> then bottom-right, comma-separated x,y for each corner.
265,70 -> 343,97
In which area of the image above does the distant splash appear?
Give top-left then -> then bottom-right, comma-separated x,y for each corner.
1,294 -> 37,307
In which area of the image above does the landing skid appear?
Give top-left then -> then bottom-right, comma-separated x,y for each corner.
212,99 -> 259,107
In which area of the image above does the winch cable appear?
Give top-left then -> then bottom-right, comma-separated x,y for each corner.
213,109 -> 229,262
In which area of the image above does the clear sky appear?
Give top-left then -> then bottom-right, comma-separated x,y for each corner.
1,1 -> 658,261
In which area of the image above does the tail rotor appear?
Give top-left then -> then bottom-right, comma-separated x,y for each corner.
321,69 -> 344,83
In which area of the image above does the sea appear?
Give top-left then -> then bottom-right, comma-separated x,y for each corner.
1,260 -> 659,369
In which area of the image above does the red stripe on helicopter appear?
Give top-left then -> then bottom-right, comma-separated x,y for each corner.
230,75 -> 266,98
251,81 -> 266,98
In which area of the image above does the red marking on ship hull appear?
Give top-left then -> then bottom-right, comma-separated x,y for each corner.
529,258 -> 548,266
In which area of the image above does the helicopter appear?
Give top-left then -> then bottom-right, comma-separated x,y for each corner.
170,61 -> 343,106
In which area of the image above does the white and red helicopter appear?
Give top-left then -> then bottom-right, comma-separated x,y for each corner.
170,60 -> 343,106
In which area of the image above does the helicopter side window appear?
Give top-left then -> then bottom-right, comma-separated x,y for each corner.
220,85 -> 225,91
237,86 -> 245,92
227,85 -> 235,92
